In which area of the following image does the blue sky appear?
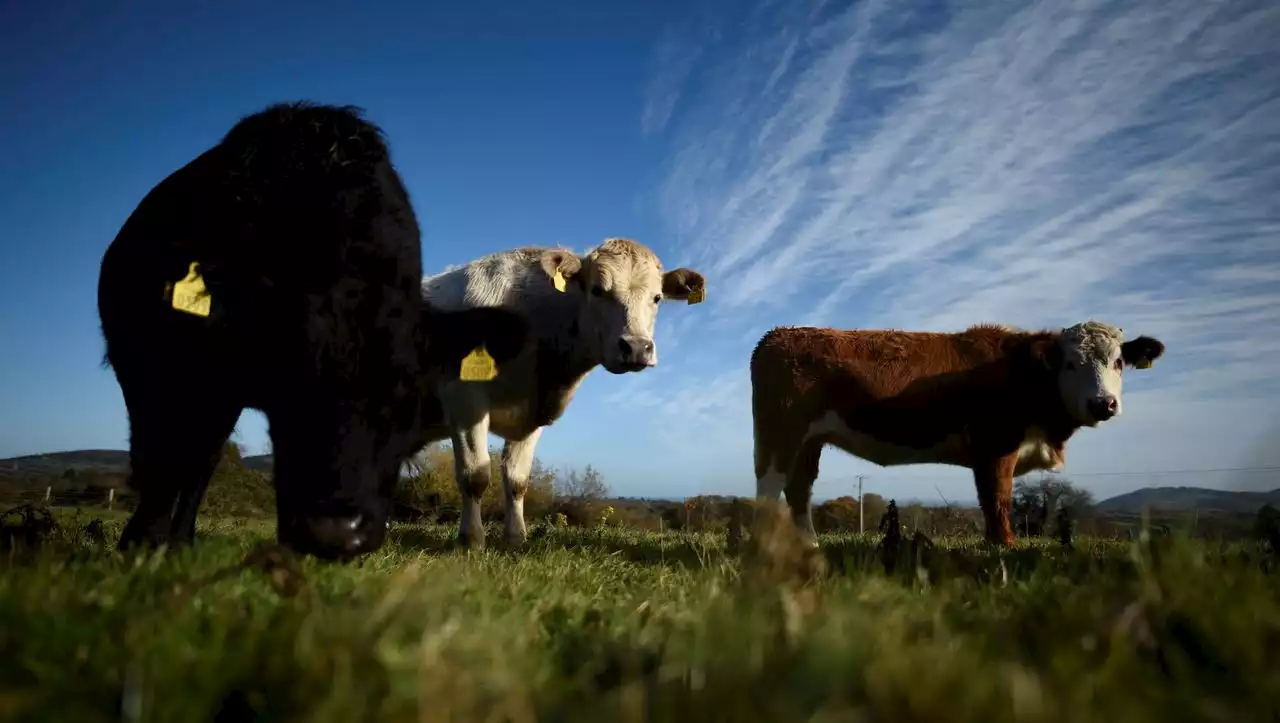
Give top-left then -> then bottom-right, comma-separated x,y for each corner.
2,0 -> 1278,505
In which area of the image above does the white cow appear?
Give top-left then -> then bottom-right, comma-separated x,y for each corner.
417,237 -> 707,548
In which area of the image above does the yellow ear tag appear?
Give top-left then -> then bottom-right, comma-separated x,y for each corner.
552,269 -> 567,293
459,346 -> 498,382
687,285 -> 705,305
171,262 -> 212,317
1134,359 -> 1152,370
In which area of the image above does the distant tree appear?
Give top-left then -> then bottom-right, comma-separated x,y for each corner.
200,440 -> 275,518
221,440 -> 245,466
899,501 -> 928,533
1013,476 -> 1095,536
813,496 -> 860,533
860,493 -> 889,529
556,464 -> 609,501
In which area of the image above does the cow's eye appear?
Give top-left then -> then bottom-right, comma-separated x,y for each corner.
591,285 -> 604,297
1114,358 -> 1124,369
652,294 -> 662,304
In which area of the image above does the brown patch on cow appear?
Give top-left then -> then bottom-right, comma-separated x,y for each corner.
662,267 -> 705,300
749,323 -> 1141,548
1121,335 -> 1166,368
537,247 -> 583,286
461,467 -> 490,500
506,478 -> 529,500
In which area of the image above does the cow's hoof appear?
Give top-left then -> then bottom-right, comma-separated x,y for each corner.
457,530 -> 486,551
116,522 -> 172,554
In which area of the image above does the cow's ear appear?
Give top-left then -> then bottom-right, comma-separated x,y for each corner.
662,268 -> 706,302
1028,336 -> 1062,371
540,250 -> 583,290
1121,335 -> 1164,370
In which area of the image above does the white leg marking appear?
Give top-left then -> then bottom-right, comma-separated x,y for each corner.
756,463 -> 787,501
451,417 -> 491,549
500,427 -> 543,546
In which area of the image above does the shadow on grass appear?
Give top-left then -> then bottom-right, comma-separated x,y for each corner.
32,509 -> 1273,595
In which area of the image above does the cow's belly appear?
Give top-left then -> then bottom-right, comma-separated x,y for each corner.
803,411 -> 969,467
801,411 -> 1065,474
488,402 -> 539,440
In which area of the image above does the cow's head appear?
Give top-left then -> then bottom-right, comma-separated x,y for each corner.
539,238 -> 706,374
1032,320 -> 1165,427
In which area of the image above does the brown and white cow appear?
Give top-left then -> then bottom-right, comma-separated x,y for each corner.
749,321 -> 1165,547
416,238 -> 707,548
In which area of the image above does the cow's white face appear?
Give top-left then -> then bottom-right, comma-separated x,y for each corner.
540,238 -> 705,374
1053,321 -> 1165,427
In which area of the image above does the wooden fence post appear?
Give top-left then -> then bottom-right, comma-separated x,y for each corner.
108,488 -> 115,510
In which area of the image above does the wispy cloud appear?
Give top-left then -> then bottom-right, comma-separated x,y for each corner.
640,27 -> 705,136
636,0 -> 1280,496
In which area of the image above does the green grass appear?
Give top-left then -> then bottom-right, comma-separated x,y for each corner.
1,510 -> 1278,723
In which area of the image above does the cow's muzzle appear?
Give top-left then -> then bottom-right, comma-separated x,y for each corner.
282,504 -> 389,561
1085,394 -> 1119,424
610,336 -> 656,373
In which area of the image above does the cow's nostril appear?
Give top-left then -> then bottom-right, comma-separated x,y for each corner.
1088,396 -> 1118,421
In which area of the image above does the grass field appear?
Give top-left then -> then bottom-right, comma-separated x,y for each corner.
1,508 -> 1278,723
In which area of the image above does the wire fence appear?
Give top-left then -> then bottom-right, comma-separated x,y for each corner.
815,465 -> 1280,503
0,487 -> 123,511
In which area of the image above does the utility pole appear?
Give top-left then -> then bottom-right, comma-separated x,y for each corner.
857,475 -> 865,534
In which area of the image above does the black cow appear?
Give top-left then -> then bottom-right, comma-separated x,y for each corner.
98,101 -> 527,560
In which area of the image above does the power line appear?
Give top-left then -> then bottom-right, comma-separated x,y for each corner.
1044,465 -> 1280,478
823,466 -> 1280,499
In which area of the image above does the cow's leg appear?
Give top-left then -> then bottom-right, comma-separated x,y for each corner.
783,439 -> 823,548
972,455 -> 1017,548
451,417 -> 492,550
169,409 -> 244,545
117,379 -> 242,552
754,432 -> 793,502
500,428 -> 543,547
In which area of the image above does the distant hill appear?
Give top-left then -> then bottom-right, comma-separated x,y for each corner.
241,454 -> 273,470
0,449 -> 274,478
1096,486 -> 1280,515
0,449 -> 131,476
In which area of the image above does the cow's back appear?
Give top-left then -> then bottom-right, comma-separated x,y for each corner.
99,102 -> 424,409
751,326 -> 1006,405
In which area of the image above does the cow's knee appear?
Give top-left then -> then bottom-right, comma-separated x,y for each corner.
457,467 -> 489,549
